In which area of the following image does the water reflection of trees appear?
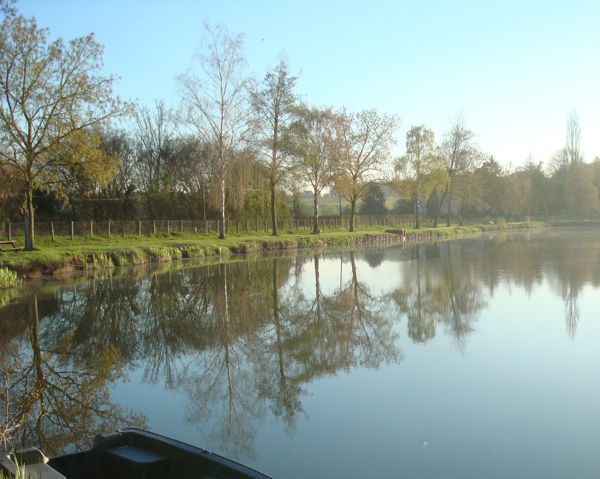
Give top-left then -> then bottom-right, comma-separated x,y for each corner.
1,253 -> 401,458
0,293 -> 145,455
2,231 -> 599,456
473,231 -> 600,338
388,231 -> 600,346
390,243 -> 486,351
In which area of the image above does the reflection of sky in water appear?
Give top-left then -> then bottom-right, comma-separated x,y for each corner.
5,229 -> 600,479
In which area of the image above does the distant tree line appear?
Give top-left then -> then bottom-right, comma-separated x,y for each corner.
0,8 -> 599,249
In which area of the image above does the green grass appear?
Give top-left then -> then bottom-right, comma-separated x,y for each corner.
0,222 -> 541,277
0,267 -> 20,288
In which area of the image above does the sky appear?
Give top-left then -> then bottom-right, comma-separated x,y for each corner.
17,0 -> 600,168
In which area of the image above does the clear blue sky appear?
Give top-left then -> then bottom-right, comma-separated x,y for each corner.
19,0 -> 600,167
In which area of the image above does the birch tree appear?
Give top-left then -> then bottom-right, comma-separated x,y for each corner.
178,24 -> 248,239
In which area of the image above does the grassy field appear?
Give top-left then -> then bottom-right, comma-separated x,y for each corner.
0,222 -> 541,278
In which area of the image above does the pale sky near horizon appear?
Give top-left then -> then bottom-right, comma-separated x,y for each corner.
18,0 -> 600,169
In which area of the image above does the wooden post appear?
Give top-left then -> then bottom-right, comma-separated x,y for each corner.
70,221 -> 74,240
246,220 -> 250,233
167,220 -> 170,234
180,220 -> 184,233
236,220 -> 239,235
8,221 -> 12,241
50,221 -> 55,241
90,220 -> 94,237
108,220 -> 111,237
138,220 -> 142,236
153,220 -> 156,235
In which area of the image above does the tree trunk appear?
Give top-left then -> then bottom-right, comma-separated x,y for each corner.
446,185 -> 453,227
270,179 -> 278,236
414,195 -> 420,229
349,197 -> 357,232
24,186 -> 35,251
312,189 -> 320,234
218,173 -> 226,239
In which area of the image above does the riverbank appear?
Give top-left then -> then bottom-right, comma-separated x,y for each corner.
0,221 -> 541,279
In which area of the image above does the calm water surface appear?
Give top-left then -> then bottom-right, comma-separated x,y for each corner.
2,228 -> 600,478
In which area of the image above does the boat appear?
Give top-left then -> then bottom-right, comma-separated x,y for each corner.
0,428 -> 273,479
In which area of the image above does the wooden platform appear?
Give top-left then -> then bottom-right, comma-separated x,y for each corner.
0,240 -> 23,252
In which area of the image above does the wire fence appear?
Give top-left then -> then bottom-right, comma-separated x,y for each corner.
0,215 -> 455,241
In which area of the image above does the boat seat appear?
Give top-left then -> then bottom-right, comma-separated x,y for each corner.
102,445 -> 170,479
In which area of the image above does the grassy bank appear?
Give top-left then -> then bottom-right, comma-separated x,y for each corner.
0,222 -> 540,279
0,267 -> 20,288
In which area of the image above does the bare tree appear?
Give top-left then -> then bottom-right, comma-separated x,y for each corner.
565,110 -> 582,165
439,118 -> 479,226
250,58 -> 298,236
178,24 -> 248,239
133,101 -> 178,193
0,15 -> 128,249
288,106 -> 340,234
336,109 -> 397,231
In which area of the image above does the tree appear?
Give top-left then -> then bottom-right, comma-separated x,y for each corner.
133,101 -> 181,217
288,106 -> 340,234
439,118 -> 478,226
178,24 -> 248,239
395,126 -> 441,229
336,109 -> 397,231
250,58 -> 298,236
565,110 -> 583,165
464,156 -> 502,219
359,183 -> 387,215
0,14 -> 127,249
563,163 -> 599,214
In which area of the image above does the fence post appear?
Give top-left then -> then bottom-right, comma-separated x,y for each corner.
90,220 -> 94,237
50,221 -> 55,241
153,220 -> 156,236
180,220 -> 184,233
70,221 -> 74,240
7,221 -> 11,241
138,220 -> 142,237
108,220 -> 111,238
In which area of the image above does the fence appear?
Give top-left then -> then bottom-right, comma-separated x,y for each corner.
0,215 -> 453,241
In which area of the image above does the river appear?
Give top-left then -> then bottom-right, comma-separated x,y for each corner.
1,228 -> 600,478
